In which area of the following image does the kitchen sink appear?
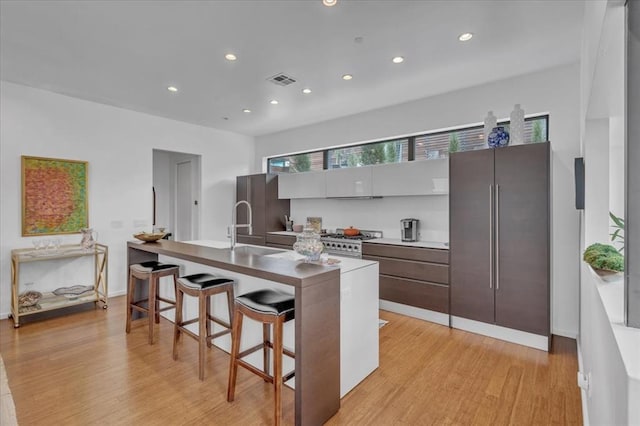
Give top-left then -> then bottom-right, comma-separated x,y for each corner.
228,246 -> 285,257
264,251 -> 306,261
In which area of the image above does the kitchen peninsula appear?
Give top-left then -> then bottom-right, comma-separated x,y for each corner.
127,239 -> 379,425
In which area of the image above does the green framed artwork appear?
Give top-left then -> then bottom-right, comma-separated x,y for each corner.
22,156 -> 88,236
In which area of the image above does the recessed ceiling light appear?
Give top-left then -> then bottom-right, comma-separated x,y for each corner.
342,74 -> 353,81
458,32 -> 473,42
270,100 -> 279,105
323,0 -> 337,6
392,56 -> 404,64
302,88 -> 312,94
167,86 -> 178,92
225,53 -> 237,61
242,109 -> 251,113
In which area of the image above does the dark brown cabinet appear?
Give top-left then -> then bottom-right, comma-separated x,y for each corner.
265,233 -> 296,249
449,142 -> 550,336
236,174 -> 290,246
363,243 -> 450,313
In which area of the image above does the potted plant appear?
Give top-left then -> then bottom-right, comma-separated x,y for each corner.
583,242 -> 624,281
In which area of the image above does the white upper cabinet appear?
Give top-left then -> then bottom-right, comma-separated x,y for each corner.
278,170 -> 327,199
372,158 -> 449,196
277,159 -> 449,199
325,166 -> 373,198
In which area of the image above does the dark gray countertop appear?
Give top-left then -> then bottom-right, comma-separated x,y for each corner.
127,240 -> 339,288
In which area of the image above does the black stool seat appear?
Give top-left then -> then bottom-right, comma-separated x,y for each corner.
130,261 -> 179,273
236,289 -> 295,321
179,273 -> 235,289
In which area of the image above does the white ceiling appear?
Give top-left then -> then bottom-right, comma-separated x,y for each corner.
0,0 -> 584,137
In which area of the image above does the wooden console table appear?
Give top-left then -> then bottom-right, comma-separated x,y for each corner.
10,243 -> 108,328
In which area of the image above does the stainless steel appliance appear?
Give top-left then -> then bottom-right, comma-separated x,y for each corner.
401,218 -> 419,242
321,229 -> 383,258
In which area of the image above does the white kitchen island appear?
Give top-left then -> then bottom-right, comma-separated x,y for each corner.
158,240 -> 379,398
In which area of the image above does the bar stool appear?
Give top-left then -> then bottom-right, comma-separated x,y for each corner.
173,273 -> 235,381
125,260 -> 179,345
227,289 -> 295,426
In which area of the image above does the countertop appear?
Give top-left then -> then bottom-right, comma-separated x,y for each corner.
267,231 -> 449,250
590,267 -> 640,381
187,240 -> 376,275
127,239 -> 338,288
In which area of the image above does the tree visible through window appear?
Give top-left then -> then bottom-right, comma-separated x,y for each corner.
268,152 -> 323,173
328,139 -> 408,169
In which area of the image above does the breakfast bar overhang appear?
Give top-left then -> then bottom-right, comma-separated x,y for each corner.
127,240 -> 341,426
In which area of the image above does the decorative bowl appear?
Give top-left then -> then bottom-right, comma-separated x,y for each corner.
53,285 -> 94,299
133,232 -> 166,242
487,126 -> 510,148
18,291 -> 42,307
293,230 -> 324,262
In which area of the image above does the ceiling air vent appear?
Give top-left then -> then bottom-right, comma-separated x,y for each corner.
267,73 -> 297,86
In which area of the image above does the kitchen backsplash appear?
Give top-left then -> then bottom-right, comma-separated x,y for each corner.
289,196 -> 449,242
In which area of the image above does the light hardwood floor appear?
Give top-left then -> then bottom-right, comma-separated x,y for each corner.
0,296 -> 582,425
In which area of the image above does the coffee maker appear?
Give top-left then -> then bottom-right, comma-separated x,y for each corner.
401,218 -> 419,242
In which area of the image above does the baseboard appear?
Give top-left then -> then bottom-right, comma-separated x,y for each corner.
576,338 -> 590,426
552,327 -> 579,339
379,300 -> 449,326
451,316 -> 549,351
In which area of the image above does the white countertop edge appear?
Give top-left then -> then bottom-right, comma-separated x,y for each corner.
267,232 -> 449,250
268,231 -> 299,236
589,266 -> 640,381
364,238 -> 449,250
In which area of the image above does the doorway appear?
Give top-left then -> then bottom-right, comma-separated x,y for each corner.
152,149 -> 201,241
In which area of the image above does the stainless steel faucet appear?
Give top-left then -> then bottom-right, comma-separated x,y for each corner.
230,200 -> 253,250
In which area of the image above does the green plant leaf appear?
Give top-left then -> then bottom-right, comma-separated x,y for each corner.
610,212 -> 625,228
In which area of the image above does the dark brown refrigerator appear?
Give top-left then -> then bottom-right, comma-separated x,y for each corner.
449,142 -> 550,337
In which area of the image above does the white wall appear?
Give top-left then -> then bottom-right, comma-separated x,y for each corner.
290,196 -> 448,242
0,81 -> 255,317
579,1 -> 632,424
584,118 -> 611,246
609,116 -> 625,222
255,63 -> 582,338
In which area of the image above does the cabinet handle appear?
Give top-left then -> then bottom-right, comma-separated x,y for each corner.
489,185 -> 493,289
496,184 -> 500,291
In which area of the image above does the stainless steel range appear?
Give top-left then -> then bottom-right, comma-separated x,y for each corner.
321,229 -> 383,258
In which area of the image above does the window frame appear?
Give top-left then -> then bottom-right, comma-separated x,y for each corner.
266,114 -> 549,173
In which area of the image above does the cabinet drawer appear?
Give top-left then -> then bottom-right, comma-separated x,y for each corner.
362,243 -> 449,264
380,275 -> 449,313
363,255 -> 449,284
265,234 -> 296,247
237,235 -> 266,246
